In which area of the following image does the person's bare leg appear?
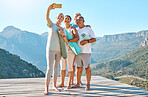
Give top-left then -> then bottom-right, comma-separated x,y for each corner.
80,79 -> 83,86
73,66 -> 82,86
67,71 -> 73,89
44,79 -> 50,95
72,67 -> 83,88
85,66 -> 91,91
71,66 -> 75,85
53,78 -> 60,92
58,70 -> 66,87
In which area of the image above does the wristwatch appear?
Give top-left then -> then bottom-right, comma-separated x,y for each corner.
88,40 -> 90,43
68,39 -> 70,42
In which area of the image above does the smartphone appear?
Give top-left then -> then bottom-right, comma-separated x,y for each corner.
53,4 -> 62,8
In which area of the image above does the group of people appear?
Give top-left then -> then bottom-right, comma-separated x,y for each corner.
44,3 -> 96,95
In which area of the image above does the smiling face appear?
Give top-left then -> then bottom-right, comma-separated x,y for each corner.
74,13 -> 81,25
56,13 -> 64,23
77,16 -> 85,27
64,15 -> 71,24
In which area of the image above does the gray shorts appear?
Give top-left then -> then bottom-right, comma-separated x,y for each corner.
74,53 -> 91,68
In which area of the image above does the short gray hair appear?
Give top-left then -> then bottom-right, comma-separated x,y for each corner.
75,13 -> 81,16
77,16 -> 84,20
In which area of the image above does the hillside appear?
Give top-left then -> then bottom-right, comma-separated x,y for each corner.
0,48 -> 45,79
91,45 -> 148,90
91,46 -> 148,79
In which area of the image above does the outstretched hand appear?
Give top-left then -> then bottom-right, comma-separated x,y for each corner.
48,3 -> 56,10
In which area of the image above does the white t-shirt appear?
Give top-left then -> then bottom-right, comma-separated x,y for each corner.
77,27 -> 96,53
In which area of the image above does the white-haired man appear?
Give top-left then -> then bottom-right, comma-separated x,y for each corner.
73,16 -> 96,91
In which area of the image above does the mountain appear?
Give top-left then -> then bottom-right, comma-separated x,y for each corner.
0,26 -> 47,72
140,38 -> 148,46
0,48 -> 45,79
90,43 -> 148,90
91,30 -> 148,64
91,45 -> 148,80
0,26 -> 148,72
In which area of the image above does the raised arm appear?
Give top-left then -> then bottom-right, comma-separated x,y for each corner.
46,3 -> 55,26
68,27 -> 79,42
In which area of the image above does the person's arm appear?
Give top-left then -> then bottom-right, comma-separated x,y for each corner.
80,28 -> 96,46
46,3 -> 55,26
85,25 -> 91,28
80,38 -> 96,46
67,27 -> 79,42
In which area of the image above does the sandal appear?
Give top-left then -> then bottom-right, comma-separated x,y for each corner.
72,84 -> 80,88
85,85 -> 90,91
67,85 -> 71,89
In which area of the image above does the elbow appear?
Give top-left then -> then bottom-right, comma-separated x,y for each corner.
76,38 -> 79,41
46,17 -> 49,21
94,38 -> 96,42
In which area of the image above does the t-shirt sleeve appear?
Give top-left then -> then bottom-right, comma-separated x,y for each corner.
70,23 -> 72,26
47,21 -> 53,28
88,27 -> 96,38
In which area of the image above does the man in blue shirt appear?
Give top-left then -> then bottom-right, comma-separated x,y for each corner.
70,13 -> 81,28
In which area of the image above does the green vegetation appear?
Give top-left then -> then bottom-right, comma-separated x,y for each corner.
115,78 -> 148,90
0,48 -> 45,79
91,31 -> 148,64
91,46 -> 148,90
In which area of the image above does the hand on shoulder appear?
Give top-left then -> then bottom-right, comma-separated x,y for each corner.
85,25 -> 91,28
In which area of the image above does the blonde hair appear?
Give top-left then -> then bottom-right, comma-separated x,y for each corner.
56,13 -> 64,19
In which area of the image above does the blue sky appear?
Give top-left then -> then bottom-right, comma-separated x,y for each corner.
0,0 -> 148,37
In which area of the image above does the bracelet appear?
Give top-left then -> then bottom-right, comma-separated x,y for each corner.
62,35 -> 65,37
88,40 -> 90,43
68,39 -> 70,42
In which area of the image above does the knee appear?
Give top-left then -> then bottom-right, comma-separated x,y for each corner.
85,67 -> 91,73
47,67 -> 52,73
77,67 -> 83,72
61,66 -> 66,71
60,60 -> 66,70
46,68 -> 52,79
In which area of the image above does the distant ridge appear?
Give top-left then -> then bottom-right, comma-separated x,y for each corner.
2,26 -> 21,31
91,30 -> 148,64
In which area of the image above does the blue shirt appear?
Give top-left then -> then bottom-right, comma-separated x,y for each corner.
70,22 -> 79,28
